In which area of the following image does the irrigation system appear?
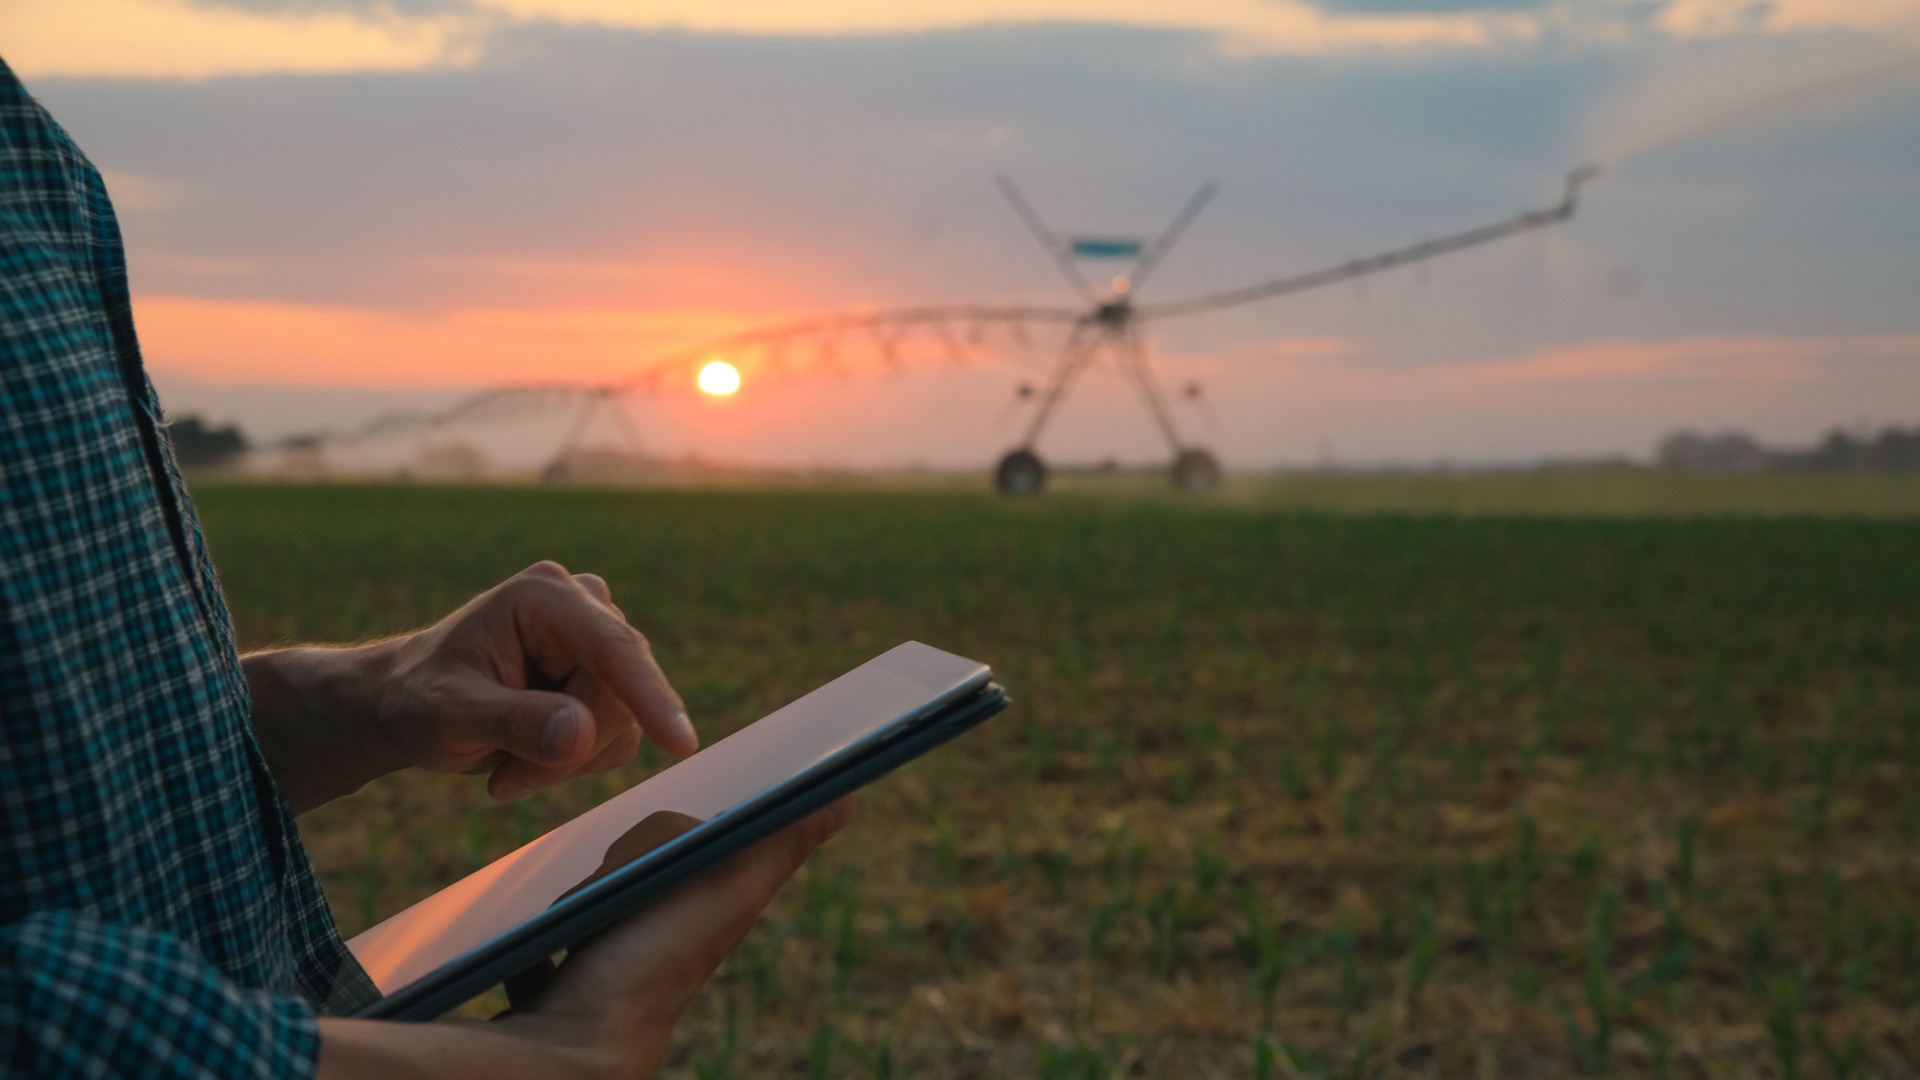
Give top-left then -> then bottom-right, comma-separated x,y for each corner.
292,166 -> 1600,493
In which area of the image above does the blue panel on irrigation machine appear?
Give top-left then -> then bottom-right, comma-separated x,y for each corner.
1068,238 -> 1144,259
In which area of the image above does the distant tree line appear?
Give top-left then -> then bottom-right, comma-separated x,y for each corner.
1659,424 -> 1920,472
166,415 -> 248,469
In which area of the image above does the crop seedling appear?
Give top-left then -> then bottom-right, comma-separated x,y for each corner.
807,1021 -> 837,1080
1559,884 -> 1620,1075
1767,973 -> 1805,1080
1673,816 -> 1696,892
1405,902 -> 1440,1011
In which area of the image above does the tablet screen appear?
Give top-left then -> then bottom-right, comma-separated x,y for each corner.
348,641 -> 990,994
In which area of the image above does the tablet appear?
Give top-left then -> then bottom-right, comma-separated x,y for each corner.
348,641 -> 1008,1021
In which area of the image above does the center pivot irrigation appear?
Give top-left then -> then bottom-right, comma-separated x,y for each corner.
981,166 -> 1598,493
290,166 -> 1599,493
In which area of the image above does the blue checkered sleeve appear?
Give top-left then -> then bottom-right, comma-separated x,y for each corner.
3,56 -> 377,1078
1,914 -> 319,1079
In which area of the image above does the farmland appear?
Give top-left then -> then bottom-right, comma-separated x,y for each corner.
194,475 -> 1920,1078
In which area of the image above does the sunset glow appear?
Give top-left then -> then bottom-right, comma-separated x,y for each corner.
11,0 -> 1915,81
10,0 -> 1914,468
698,360 -> 742,397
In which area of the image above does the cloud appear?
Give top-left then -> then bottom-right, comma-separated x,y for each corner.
1295,0 -> 1557,15
460,0 -> 1537,52
1581,36 -> 1920,167
432,0 -> 1920,52
1657,0 -> 1920,37
0,0 -> 480,79
37,20 -> 1624,318
19,16 -> 1920,465
11,0 -> 1920,86
2,0 -> 1565,85
134,294 -> 763,386
188,0 -> 472,13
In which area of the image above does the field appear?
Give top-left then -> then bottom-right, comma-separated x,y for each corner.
193,474 -> 1920,1078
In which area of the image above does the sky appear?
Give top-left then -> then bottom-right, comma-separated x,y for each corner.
4,0 -> 1919,470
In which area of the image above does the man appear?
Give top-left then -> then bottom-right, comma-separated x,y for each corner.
1,58 -> 847,1078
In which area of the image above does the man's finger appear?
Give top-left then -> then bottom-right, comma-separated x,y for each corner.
570,572 -> 631,624
513,577 -> 697,758
572,572 -> 614,607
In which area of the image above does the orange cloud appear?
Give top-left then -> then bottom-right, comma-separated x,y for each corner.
470,0 -> 1530,52
133,295 -> 771,388
0,0 -> 475,80
0,0 -> 1526,83
1658,0 -> 1920,37
34,0 -> 1918,84
141,287 -> 1920,402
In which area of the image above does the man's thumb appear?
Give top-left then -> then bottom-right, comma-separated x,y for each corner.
477,684 -> 594,768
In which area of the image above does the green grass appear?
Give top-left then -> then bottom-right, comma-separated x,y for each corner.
1224,469 -> 1920,518
193,477 -> 1920,1077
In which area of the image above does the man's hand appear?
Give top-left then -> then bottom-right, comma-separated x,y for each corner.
376,560 -> 697,800
315,799 -> 854,1079
244,561 -> 697,814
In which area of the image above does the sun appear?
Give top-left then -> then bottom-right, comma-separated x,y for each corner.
697,359 -> 741,396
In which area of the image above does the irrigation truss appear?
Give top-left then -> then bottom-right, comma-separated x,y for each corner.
284,166 -> 1599,494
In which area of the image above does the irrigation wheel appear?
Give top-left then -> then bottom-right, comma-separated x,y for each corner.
1169,448 -> 1221,493
994,448 -> 1047,495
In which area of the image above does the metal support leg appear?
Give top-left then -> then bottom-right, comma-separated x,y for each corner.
543,394 -> 604,483
1019,321 -> 1098,449
604,391 -> 647,459
1117,328 -> 1185,454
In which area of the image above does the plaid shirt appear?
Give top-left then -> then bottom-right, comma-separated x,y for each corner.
1,60 -> 377,1077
